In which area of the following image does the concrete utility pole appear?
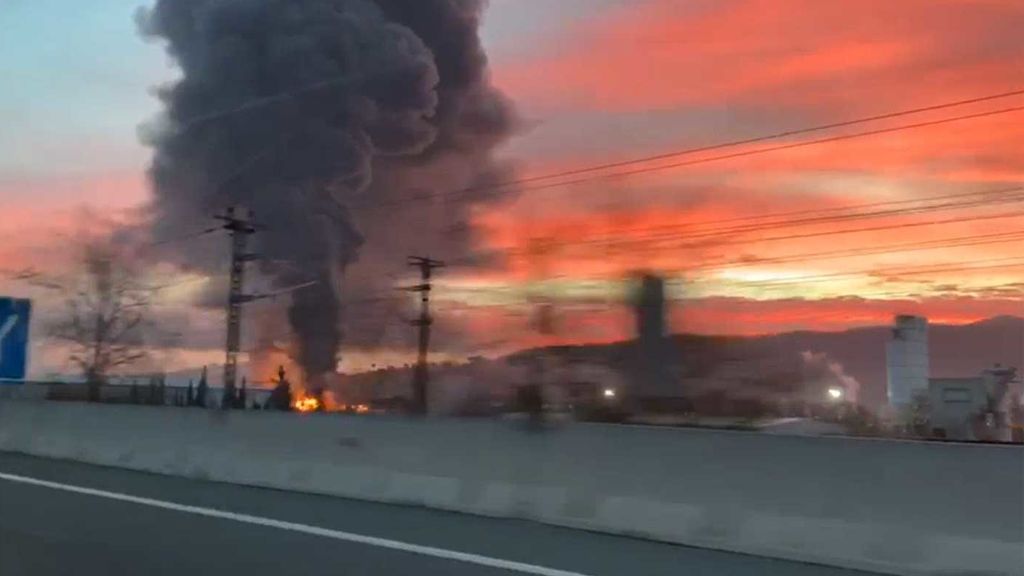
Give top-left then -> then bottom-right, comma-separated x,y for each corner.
215,207 -> 257,408
407,256 -> 445,415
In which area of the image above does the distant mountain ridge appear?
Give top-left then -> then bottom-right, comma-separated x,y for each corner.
45,316 -> 1020,411
744,315 -> 1023,408
510,316 -> 1024,409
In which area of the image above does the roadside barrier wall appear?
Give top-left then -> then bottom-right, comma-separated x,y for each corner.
1,400 -> 1020,575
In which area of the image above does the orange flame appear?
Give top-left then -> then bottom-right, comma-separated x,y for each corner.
292,395 -> 321,413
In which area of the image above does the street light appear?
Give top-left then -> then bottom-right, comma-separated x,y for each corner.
603,388 -> 617,399
827,387 -> 844,401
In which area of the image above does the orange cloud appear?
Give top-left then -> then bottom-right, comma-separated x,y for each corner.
496,0 -> 1024,113
472,180 -> 1024,287
474,0 -> 1024,318
0,172 -> 147,270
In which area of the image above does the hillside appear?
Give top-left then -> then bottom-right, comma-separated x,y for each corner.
508,316 -> 1024,409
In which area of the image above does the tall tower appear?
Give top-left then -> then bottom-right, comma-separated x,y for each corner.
886,315 -> 929,409
630,272 -> 673,400
635,273 -> 666,344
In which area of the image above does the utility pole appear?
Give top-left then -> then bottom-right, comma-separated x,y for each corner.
407,256 -> 445,415
215,207 -> 257,409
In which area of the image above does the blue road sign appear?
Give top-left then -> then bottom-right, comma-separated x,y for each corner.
0,298 -> 31,381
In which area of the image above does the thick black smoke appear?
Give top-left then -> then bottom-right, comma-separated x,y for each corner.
140,0 -> 515,379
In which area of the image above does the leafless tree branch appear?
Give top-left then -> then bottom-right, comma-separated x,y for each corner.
49,242 -> 157,389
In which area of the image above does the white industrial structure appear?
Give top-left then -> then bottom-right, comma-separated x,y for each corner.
929,365 -> 1021,441
886,315 -> 929,410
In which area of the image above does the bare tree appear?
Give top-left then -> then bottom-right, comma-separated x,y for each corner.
50,243 -> 153,401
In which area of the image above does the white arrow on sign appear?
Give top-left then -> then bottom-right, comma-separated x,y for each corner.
0,314 -> 18,366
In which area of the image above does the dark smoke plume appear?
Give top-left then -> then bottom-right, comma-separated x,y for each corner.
140,0 -> 515,379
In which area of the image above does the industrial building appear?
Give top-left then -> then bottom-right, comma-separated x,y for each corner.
885,315 -> 929,411
884,314 -> 1022,440
928,365 -> 1021,441
628,272 -> 679,402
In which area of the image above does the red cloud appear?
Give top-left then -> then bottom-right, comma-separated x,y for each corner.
472,0 -> 1024,320
472,181 -> 1024,283
0,172 -> 147,272
496,0 -> 1024,113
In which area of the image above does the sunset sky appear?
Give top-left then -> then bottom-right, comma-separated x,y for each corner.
1,0 -> 1022,379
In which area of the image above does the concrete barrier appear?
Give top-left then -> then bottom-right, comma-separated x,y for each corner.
1,400 -> 1021,575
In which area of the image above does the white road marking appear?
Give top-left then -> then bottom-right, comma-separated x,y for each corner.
0,471 -> 589,576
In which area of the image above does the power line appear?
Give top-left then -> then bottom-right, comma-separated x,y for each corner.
722,257 -> 1024,289
169,80 -> 1024,212
175,77 -> 355,134
689,230 -> 1024,272
559,188 -> 1024,250
500,187 -> 1024,254
147,275 -> 212,293
426,234 -> 1024,302
583,187 -> 1024,239
505,106 -> 1024,197
427,226 -> 1024,303
673,209 -> 1024,249
350,191 -> 1024,305
828,282 -> 1024,301
584,187 -> 1024,241
147,227 -> 221,248
207,131 -> 304,203
426,280 -> 1024,307
476,88 -> 1024,190
351,100 -> 1024,210
558,206 -> 1024,253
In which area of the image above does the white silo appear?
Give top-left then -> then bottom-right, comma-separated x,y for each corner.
885,315 -> 929,409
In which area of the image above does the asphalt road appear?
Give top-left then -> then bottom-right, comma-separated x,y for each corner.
0,452 -> 877,576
